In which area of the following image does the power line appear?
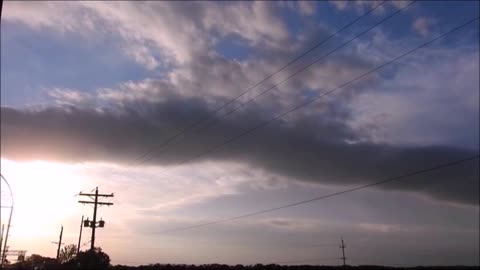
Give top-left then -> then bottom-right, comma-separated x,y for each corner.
132,1 -> 387,165
80,240 -> 91,248
172,1 -> 416,142
158,154 -> 479,233
138,15 -> 478,178
131,0 -> 417,179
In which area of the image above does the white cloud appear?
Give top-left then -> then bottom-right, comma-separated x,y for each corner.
347,47 -> 479,148
79,160 -> 287,214
123,44 -> 161,70
1,0 -> 376,112
48,88 -> 94,107
3,1 -> 290,69
208,1 -> 289,50
2,1 -> 92,33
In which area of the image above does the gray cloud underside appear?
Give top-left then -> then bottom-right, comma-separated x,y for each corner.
1,0 -> 478,206
1,96 -> 478,205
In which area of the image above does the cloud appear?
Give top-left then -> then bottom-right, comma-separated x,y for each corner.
329,0 -> 383,15
72,160 -> 264,213
2,1 -> 95,33
1,0 -> 478,207
358,223 -> 411,233
204,1 -> 289,48
329,0 -> 410,15
48,88 -> 94,107
2,87 -> 478,206
347,47 -> 479,149
3,1 -> 290,69
297,1 -> 316,16
329,1 -> 348,11
413,17 -> 433,37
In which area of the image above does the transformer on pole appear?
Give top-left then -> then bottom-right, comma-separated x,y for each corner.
78,187 -> 114,251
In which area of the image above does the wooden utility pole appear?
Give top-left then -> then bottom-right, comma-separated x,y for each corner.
78,187 -> 113,251
0,224 -> 4,256
340,237 -> 347,266
77,215 -> 84,254
1,174 -> 14,267
52,225 -> 64,260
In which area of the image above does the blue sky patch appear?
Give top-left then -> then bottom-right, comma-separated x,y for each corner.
1,22 -> 152,106
214,34 -> 253,61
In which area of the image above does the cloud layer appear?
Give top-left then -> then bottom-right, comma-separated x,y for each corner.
2,88 -> 478,205
1,1 -> 479,206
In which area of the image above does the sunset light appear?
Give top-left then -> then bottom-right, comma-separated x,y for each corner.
1,1 -> 478,270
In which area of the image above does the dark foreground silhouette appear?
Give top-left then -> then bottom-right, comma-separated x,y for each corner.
6,262 -> 479,270
111,265 -> 479,270
4,249 -> 478,270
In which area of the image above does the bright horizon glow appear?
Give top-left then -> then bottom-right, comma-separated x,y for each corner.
1,160 -> 86,249
0,160 -> 479,266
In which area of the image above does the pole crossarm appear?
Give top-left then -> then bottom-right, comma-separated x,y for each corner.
79,192 -> 114,197
78,201 -> 114,206
78,187 -> 114,251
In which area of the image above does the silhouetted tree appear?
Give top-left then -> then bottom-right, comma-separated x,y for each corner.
20,254 -> 60,269
67,247 -> 110,270
58,244 -> 78,264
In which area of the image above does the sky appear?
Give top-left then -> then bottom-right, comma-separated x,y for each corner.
0,0 -> 479,267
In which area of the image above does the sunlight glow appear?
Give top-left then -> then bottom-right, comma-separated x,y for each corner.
1,159 -> 86,238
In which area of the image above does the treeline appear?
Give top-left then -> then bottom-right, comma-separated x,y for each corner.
5,250 -> 478,270
6,261 -> 479,270
111,264 -> 479,270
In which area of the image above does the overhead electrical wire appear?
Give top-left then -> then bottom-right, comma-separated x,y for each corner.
157,154 -> 479,234
131,1 -> 387,165
167,1 -> 417,143
136,1 -> 414,165
136,1 -> 416,168
72,5 -> 478,265
136,14 -> 478,178
70,3 -> 476,246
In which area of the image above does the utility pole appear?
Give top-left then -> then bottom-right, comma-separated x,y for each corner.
0,224 -> 4,256
52,225 -> 64,260
1,174 -> 14,267
77,215 -> 84,254
78,187 -> 113,251
340,237 -> 347,266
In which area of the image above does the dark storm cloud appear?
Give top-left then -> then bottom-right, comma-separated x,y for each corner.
1,93 -> 478,205
1,0 -> 478,207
